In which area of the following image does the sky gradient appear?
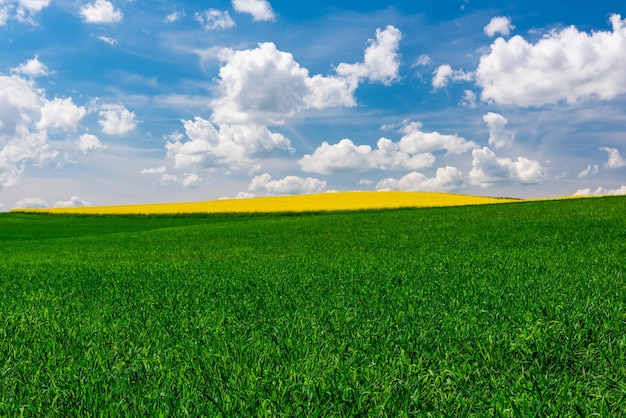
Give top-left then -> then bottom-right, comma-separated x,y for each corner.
1,0 -> 626,210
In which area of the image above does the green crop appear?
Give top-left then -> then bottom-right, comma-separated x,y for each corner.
1,196 -> 625,416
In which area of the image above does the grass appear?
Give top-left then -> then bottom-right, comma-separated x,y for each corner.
1,196 -> 625,415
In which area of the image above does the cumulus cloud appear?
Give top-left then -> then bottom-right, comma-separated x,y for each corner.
336,25 -> 402,86
377,166 -> 464,192
578,164 -> 599,178
0,0 -> 50,25
469,147 -> 544,187
477,14 -> 626,106
38,97 -> 86,131
14,197 -> 48,208
432,64 -> 473,89
211,43 -> 311,124
11,55 -> 49,78
140,166 -> 166,174
80,0 -> 123,24
181,173 -> 202,188
574,185 -> 626,196
299,138 -> 436,175
398,121 -> 476,155
194,9 -> 235,30
210,26 -> 401,124
0,74 -> 59,189
232,0 -> 275,22
299,121 -> 475,175
76,133 -> 104,153
483,112 -> 514,149
249,173 -> 326,195
54,196 -> 90,208
98,103 -> 136,135
484,16 -> 514,37
600,147 -> 626,169
166,117 -> 292,171
17,0 -> 50,12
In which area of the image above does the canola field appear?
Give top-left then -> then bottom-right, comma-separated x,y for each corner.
17,191 -> 518,215
1,195 -> 625,416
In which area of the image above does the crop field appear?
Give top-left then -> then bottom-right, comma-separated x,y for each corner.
1,195 -> 625,416
17,191 -> 518,215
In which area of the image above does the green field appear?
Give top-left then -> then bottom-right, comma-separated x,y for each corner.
1,197 -> 625,416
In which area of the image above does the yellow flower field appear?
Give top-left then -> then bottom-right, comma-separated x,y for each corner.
15,191 -> 520,215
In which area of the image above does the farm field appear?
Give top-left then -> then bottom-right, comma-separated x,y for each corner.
16,191 -> 519,215
1,195 -> 626,415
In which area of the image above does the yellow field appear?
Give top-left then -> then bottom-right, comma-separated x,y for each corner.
14,191 -> 520,215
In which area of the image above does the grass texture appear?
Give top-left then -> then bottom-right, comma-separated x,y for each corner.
1,196 -> 625,416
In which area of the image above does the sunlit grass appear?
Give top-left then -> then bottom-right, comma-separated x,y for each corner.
14,191 -> 519,215
1,196 -> 625,415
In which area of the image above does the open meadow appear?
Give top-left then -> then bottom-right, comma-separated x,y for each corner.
1,194 -> 625,415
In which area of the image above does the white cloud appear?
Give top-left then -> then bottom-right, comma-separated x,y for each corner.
484,16 -> 514,37
299,121 -> 475,175
98,103 -> 136,135
54,196 -> 90,208
477,14 -> 626,106
11,55 -> 49,78
304,74 -> 358,109
376,166 -> 464,192
460,90 -> 477,108
181,173 -> 202,188
0,0 -> 50,25
0,7 -> 8,26
249,173 -> 326,195
212,43 -> 356,124
599,146 -> 626,169
160,173 -> 178,185
210,26 -> 402,125
398,121 -> 476,155
469,147 -> 544,187
17,0 -> 50,12
38,97 -> 86,131
336,25 -> 402,86
483,112 -> 514,149
140,166 -> 166,174
574,185 -> 626,196
80,0 -> 123,24
432,64 -> 473,89
164,10 -> 184,23
98,36 -> 118,45
194,9 -> 235,31
14,197 -> 48,208
232,0 -> 275,22
0,74 -> 59,189
578,164 -> 599,178
299,137 -> 435,175
432,65 -> 452,89
166,117 -> 292,171
211,43 -> 311,124
414,54 -> 433,67
76,133 -> 104,153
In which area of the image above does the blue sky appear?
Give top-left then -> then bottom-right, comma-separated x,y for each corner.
1,0 -> 626,209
